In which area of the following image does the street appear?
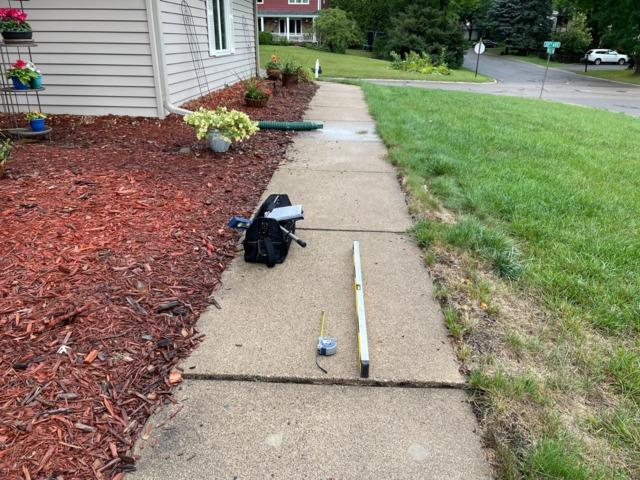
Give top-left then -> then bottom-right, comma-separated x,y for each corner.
370,51 -> 640,117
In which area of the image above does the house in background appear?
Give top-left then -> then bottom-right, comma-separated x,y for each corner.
257,0 -> 328,43
1,0 -> 260,118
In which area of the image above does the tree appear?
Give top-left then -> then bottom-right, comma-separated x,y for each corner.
485,0 -> 553,54
553,12 -> 592,57
454,0 -> 491,40
314,8 -> 362,53
380,0 -> 466,68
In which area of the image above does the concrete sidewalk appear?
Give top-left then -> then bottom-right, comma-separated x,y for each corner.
131,82 -> 491,479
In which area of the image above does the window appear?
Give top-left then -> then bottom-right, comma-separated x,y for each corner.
288,0 -> 310,4
289,19 -> 301,34
207,0 -> 233,55
256,0 -> 263,4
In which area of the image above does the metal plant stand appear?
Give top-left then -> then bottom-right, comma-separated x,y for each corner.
0,0 -> 51,139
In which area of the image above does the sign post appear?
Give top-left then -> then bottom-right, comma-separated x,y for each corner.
473,39 -> 486,78
540,41 -> 561,99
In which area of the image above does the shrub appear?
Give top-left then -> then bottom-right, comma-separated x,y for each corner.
390,50 -> 451,75
314,8 -> 361,53
379,0 -> 465,68
259,31 -> 274,45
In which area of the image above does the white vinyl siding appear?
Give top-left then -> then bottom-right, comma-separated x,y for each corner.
159,0 -> 257,107
9,0 -> 160,117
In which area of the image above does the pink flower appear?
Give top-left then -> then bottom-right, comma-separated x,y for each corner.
12,59 -> 27,69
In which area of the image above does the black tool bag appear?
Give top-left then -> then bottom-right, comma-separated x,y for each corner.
244,194 -> 295,268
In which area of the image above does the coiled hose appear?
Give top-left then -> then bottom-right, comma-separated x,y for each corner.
257,121 -> 323,131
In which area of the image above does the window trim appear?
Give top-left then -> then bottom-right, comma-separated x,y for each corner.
207,0 -> 234,57
288,0 -> 310,4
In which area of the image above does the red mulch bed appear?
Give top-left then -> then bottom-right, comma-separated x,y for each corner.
0,81 -> 317,479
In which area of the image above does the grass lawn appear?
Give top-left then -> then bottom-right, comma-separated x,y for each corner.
259,45 -> 493,82
580,69 -> 640,86
363,84 -> 640,478
486,48 -> 566,68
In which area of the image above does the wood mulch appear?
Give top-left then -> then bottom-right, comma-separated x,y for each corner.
0,80 -> 317,479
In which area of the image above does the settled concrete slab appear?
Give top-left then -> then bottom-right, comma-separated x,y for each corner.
304,120 -> 380,142
305,105 -> 373,122
265,168 -> 411,232
285,137 -> 395,173
132,380 -> 490,480
186,230 -> 462,386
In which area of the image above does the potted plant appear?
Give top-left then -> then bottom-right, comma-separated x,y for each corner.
244,78 -> 270,108
265,55 -> 281,80
0,8 -> 32,42
281,60 -> 300,88
184,107 -> 259,153
0,137 -> 11,177
5,59 -> 37,90
25,111 -> 47,132
27,62 -> 42,89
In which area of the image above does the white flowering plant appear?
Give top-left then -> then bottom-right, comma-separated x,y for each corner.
183,107 -> 259,143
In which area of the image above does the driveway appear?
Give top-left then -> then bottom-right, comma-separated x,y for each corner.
369,51 -> 640,117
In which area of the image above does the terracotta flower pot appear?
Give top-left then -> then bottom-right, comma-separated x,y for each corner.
281,73 -> 299,88
266,68 -> 281,80
245,96 -> 269,108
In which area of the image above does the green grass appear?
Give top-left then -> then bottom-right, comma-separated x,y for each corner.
363,85 -> 640,334
579,69 -> 640,86
259,45 -> 492,82
485,48 -> 566,68
362,84 -> 640,477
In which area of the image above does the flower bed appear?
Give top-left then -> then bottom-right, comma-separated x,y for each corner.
0,81 -> 316,479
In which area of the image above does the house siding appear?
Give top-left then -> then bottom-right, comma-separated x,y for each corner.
257,0 -> 327,14
5,0 -> 161,117
159,0 -> 258,107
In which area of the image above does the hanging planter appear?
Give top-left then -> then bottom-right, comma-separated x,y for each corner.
244,78 -> 270,108
0,8 -> 33,43
265,55 -> 282,80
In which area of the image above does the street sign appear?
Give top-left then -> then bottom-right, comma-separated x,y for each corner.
474,42 -> 486,55
543,41 -> 561,48
547,47 -> 556,55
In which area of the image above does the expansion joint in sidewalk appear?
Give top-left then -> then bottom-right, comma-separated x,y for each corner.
182,372 -> 467,391
297,227 -> 410,235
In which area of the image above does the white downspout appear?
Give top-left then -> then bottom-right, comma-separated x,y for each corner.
146,0 -> 192,117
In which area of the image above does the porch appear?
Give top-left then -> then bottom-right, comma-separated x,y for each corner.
259,15 -> 317,43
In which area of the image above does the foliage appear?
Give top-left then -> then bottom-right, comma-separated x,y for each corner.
281,59 -> 300,76
314,8 -> 361,53
259,31 -> 274,45
244,78 -> 270,100
260,45 -> 493,82
552,12 -> 592,55
296,66 -> 313,83
390,51 -> 451,75
24,111 -> 46,121
183,107 -> 259,143
4,59 -> 37,84
485,0 -> 553,53
329,0 -> 406,34
265,54 -> 281,70
0,137 -> 12,168
453,0 -> 492,39
379,0 -> 466,68
0,8 -> 31,32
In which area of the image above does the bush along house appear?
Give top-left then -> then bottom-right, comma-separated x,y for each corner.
258,0 -> 328,43
0,0 -> 261,118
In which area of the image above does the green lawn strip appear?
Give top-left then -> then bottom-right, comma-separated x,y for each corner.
259,45 -> 493,82
485,49 -> 567,68
579,69 -> 640,86
363,83 -> 640,477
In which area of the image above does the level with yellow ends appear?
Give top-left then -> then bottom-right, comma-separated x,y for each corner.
353,241 -> 370,378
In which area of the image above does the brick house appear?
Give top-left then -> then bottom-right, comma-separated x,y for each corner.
257,0 -> 329,43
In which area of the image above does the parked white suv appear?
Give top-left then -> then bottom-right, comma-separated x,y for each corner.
585,49 -> 629,65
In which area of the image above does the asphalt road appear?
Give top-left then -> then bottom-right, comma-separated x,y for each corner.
370,51 -> 640,117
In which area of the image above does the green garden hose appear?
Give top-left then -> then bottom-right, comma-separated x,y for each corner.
257,121 -> 323,131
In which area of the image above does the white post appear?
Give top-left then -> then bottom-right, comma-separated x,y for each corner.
315,58 -> 320,79
312,17 -> 316,43
286,16 -> 290,41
